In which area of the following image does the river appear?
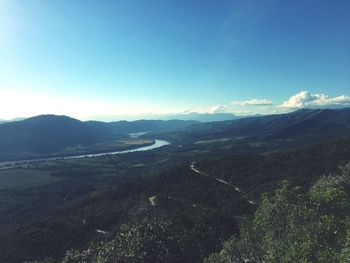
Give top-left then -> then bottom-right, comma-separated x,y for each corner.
0,139 -> 170,168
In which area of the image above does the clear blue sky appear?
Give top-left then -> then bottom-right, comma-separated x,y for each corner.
0,0 -> 349,120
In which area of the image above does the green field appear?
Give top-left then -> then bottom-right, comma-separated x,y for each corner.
0,169 -> 62,190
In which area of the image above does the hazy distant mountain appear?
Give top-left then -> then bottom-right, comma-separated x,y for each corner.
86,119 -> 198,136
99,119 -> 198,134
0,117 -> 26,125
162,112 -> 242,122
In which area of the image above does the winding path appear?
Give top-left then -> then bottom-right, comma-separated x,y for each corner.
190,162 -> 255,205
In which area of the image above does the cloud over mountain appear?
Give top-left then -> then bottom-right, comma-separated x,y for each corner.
232,99 -> 273,106
279,91 -> 350,109
210,105 -> 229,113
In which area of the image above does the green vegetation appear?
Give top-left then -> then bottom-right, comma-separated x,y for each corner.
0,169 -> 62,190
0,136 -> 349,262
205,164 -> 350,263
1,109 -> 350,262
63,209 -> 237,263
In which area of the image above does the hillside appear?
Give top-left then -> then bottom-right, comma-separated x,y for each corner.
0,115 -> 116,157
163,108 -> 350,142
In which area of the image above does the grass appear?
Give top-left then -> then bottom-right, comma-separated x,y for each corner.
0,169 -> 63,190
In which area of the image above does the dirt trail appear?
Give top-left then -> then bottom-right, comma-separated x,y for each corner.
190,162 -> 255,205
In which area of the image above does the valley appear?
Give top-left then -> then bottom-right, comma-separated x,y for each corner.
2,0 -> 349,261
0,108 -> 350,262
0,139 -> 169,170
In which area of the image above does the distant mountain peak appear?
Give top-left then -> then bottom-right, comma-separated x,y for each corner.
162,112 -> 241,122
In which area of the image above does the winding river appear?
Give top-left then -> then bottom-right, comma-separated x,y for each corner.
0,139 -> 170,168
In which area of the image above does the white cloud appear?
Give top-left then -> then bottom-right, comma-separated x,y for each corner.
279,91 -> 350,109
210,105 -> 229,113
231,99 -> 273,106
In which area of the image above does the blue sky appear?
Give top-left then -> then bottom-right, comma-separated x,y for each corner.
0,0 -> 349,120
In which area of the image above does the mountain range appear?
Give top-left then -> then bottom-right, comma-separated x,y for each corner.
180,108 -> 350,141
1,108 -> 350,161
162,112 -> 243,122
0,115 -> 197,161
0,112 -> 242,125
